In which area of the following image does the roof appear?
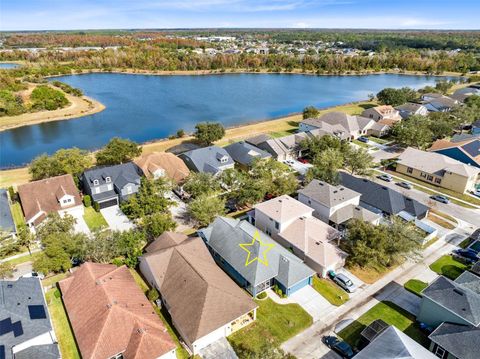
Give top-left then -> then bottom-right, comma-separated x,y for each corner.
0,278 -> 59,359
398,147 -> 480,178
339,173 -> 429,218
134,152 -> 190,183
140,236 -> 257,344
329,204 -> 381,225
200,217 -> 314,289
179,146 -> 234,175
302,112 -> 375,138
224,141 -> 272,166
59,263 -> 176,359
144,232 -> 190,253
421,273 -> 480,326
82,162 -> 143,189
255,195 -> 313,224
245,134 -> 272,147
429,322 -> 480,359
355,326 -> 437,359
429,138 -> 480,166
17,174 -> 82,225
299,179 -> 360,208
0,189 -> 15,233
395,103 -> 427,118
367,105 -> 399,116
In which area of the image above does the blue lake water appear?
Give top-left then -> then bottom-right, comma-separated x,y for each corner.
0,73 -> 453,168
0,63 -> 20,69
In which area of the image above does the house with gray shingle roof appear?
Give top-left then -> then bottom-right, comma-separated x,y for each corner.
428,322 -> 479,359
0,278 -> 59,359
198,217 -> 314,297
224,141 -> 272,169
0,189 -> 15,236
395,102 -> 428,119
179,146 -> 234,175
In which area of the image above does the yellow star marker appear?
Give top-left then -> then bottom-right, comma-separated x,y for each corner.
239,230 -> 275,267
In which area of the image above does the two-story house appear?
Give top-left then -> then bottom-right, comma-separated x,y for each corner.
179,146 -> 235,175
395,102 -> 429,119
361,105 -> 402,124
81,162 -> 143,209
134,151 -> 190,183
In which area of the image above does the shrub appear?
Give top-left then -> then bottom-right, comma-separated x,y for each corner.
93,202 -> 100,212
30,85 -> 69,111
176,129 -> 185,138
83,195 -> 91,207
7,186 -> 17,202
147,288 -> 160,302
256,291 -> 267,300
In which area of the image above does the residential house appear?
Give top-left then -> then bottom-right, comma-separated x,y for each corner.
18,174 -> 83,228
134,152 -> 190,183
451,86 -> 480,103
179,146 -> 234,175
59,262 -> 177,359
224,141 -> 272,169
247,133 -> 309,161
396,147 -> 480,194
340,172 -> 429,219
417,272 -> 480,328
81,162 -> 143,209
198,217 -> 315,297
395,102 -> 429,119
297,179 -> 381,227
354,325 -> 436,359
139,233 -> 257,354
299,112 -> 377,140
0,189 -> 15,236
251,195 -> 347,277
0,277 -> 60,359
428,322 -> 479,359
421,94 -> 459,112
429,138 -> 480,168
361,105 -> 402,124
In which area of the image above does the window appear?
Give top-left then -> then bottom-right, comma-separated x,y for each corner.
435,178 -> 441,184
105,176 -> 111,183
407,167 -> 413,174
420,172 -> 427,178
433,344 -> 446,358
427,175 -> 433,181
93,179 -> 99,186
266,228 -> 272,236
274,221 -> 279,230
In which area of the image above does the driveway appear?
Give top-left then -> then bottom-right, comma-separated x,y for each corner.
336,268 -> 366,299
283,159 -> 312,175
166,191 -> 193,232
100,205 -> 134,231
374,281 -> 421,316
289,285 -> 335,322
198,337 -> 238,359
62,207 -> 90,235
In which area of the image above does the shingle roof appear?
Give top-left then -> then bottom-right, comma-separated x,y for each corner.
140,236 -> 257,344
299,179 -> 360,207
254,195 -> 313,224
59,263 -> 176,359
0,189 -> 15,233
329,204 -> 381,225
179,146 -> 234,174
134,152 -> 190,183
224,141 -> 272,166
302,111 -> 375,137
83,162 -> 143,188
429,322 -> 480,359
245,134 -> 272,147
144,232 -> 189,253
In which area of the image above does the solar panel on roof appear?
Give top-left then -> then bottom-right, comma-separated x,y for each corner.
0,318 -> 12,335
12,321 -> 23,337
0,345 -> 5,359
28,305 -> 47,320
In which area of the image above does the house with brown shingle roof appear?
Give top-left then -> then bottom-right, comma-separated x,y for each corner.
361,105 -> 402,123
59,262 -> 176,359
134,152 -> 190,184
17,174 -> 83,228
139,233 -> 257,354
429,138 -> 480,168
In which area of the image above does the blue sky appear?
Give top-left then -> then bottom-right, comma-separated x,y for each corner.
2,0 -> 479,31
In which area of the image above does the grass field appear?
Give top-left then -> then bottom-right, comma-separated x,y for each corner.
4,251 -> 40,266
404,279 -> 428,297
10,202 -> 25,228
427,213 -> 455,230
347,264 -> 393,284
312,276 -> 349,306
429,255 -> 468,280
83,207 -> 108,231
42,272 -> 69,288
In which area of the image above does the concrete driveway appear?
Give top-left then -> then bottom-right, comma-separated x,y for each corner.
166,191 -> 193,232
374,281 -> 421,316
198,337 -> 238,359
100,205 -> 134,231
283,159 -> 312,175
289,285 -> 335,322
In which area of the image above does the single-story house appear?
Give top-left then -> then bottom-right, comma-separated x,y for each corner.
361,105 -> 402,123
0,277 -> 60,359
429,138 -> 480,168
59,262 -> 176,359
179,146 -> 234,175
134,151 -> 190,183
81,162 -> 143,209
421,94 -> 459,112
340,172 -> 429,220
139,233 -> 257,354
224,141 -> 272,169
18,174 -> 83,228
397,147 -> 480,194
395,102 -> 429,119
428,322 -> 479,359
297,179 -> 381,227
198,217 -> 315,297
0,189 -> 15,236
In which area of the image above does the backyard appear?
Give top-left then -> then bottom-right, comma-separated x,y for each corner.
83,206 -> 108,231
10,202 -> 25,228
429,255 -> 468,280
312,276 -> 349,306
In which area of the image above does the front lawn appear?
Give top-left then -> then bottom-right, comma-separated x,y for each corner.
312,276 -> 349,306
347,264 -> 393,284
404,279 -> 428,297
427,213 -> 455,230
429,255 -> 468,280
45,289 -> 81,359
11,202 -> 25,228
228,297 -> 312,355
338,301 -> 429,349
83,207 -> 108,231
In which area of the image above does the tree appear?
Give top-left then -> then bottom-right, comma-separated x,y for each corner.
36,213 -> 76,242
0,262 -> 14,279
188,193 -> 225,227
302,106 -> 320,119
299,135 -> 348,160
376,87 -> 417,106
183,172 -> 220,198
193,122 -> 225,145
30,85 -> 69,110
95,137 -> 142,165
435,80 -> 454,94
391,115 -> 433,149
465,95 -> 480,109
142,212 -> 177,240
29,148 -> 92,181
17,225 -> 35,255
250,158 -> 298,197
344,147 -> 374,175
305,148 -> 344,185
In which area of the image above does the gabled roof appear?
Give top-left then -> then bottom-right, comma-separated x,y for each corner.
82,162 -> 143,188
255,195 -> 313,224
224,141 -> 272,166
245,134 -> 272,147
302,112 -> 375,137
144,232 -> 189,253
59,263 -> 175,359
0,189 -> 15,233
355,326 -> 437,359
134,152 -> 190,183
200,217 -> 314,289
179,146 -> 234,174
329,204 -> 381,225
429,322 -> 480,359
141,236 -> 257,344
429,138 -> 480,166
299,179 -> 360,208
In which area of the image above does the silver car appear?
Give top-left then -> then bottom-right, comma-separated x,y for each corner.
333,273 -> 357,293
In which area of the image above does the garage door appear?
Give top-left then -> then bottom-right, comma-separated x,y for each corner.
98,198 -> 118,209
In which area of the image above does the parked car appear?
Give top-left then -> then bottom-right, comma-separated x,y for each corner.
323,336 -> 354,358
452,249 -> 479,264
298,158 -> 310,164
377,174 -> 393,182
396,181 -> 412,190
22,272 -> 45,280
430,195 -> 449,204
283,159 -> 295,165
358,136 -> 369,143
472,189 -> 480,198
332,273 -> 357,293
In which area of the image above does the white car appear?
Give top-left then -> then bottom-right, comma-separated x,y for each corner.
473,190 -> 480,198
22,272 -> 45,280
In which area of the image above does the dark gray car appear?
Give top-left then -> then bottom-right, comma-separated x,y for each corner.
333,273 -> 357,293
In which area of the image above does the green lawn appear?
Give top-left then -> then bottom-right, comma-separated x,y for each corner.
367,136 -> 390,145
83,207 -> 108,231
312,276 -> 349,306
4,251 -> 40,266
45,289 -> 81,359
42,272 -> 69,288
352,139 -> 370,148
429,255 -> 468,280
338,301 -> 429,349
11,202 -> 25,228
427,214 -> 455,230
228,298 -> 312,354
404,279 -> 428,297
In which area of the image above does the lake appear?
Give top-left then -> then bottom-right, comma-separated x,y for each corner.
0,63 -> 21,69
0,73 -> 453,168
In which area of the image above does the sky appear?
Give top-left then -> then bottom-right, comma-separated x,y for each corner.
1,0 -> 479,31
